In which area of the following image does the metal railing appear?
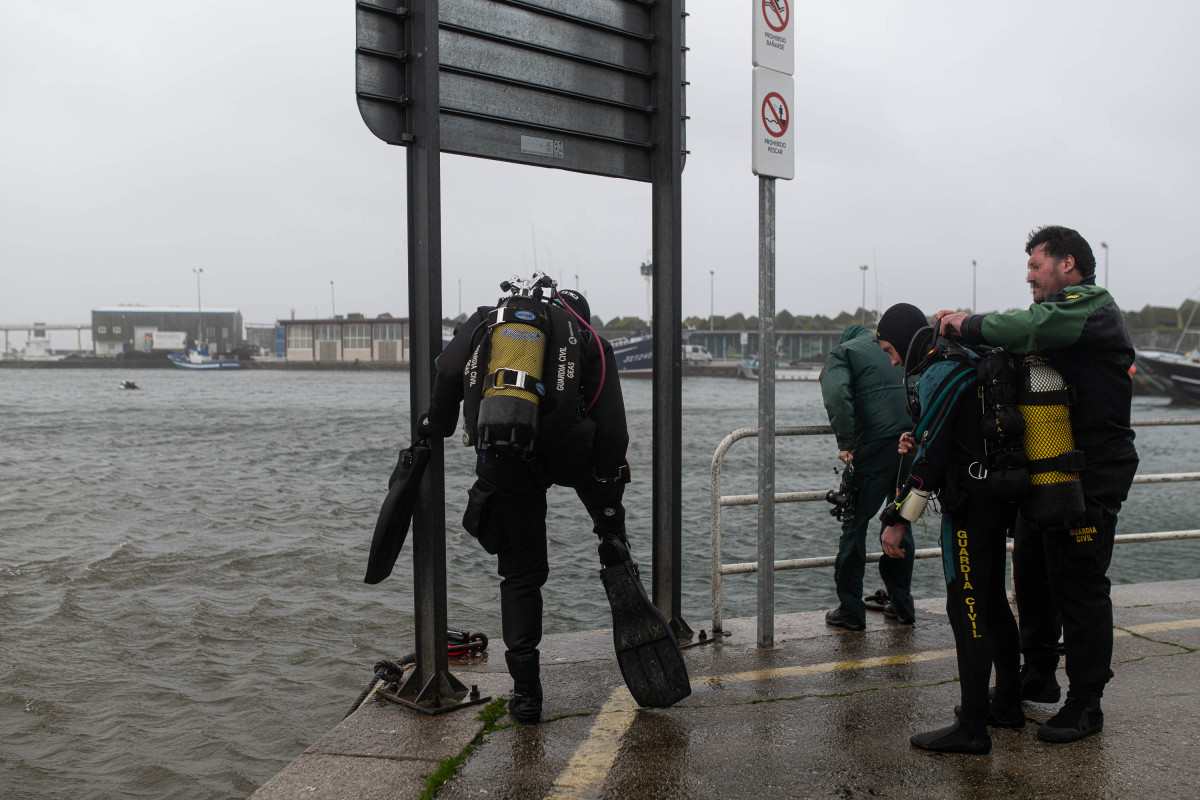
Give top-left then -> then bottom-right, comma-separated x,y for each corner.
710,418 -> 1200,635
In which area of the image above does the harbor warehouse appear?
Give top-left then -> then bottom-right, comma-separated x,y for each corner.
91,307 -> 243,356
276,316 -> 409,363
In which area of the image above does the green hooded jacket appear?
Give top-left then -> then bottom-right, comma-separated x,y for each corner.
819,325 -> 910,451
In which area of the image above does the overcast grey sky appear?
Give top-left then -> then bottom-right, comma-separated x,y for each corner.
3,1 -> 1198,346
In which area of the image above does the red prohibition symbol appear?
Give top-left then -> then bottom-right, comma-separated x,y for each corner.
763,0 -> 789,33
762,92 -> 789,138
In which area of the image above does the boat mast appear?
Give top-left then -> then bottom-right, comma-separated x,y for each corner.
192,268 -> 204,348
640,259 -> 652,326
1174,294 -> 1200,353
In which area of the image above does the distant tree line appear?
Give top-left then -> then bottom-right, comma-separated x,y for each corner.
449,299 -> 1198,336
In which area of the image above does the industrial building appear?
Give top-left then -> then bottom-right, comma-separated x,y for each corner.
91,307 -> 243,356
275,315 -> 410,363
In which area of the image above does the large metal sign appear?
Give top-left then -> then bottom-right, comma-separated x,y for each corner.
357,0 -> 682,182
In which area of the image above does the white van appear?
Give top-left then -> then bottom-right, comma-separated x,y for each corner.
682,344 -> 713,363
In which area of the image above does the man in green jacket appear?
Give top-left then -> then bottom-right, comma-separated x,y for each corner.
938,225 -> 1138,743
819,324 -> 916,630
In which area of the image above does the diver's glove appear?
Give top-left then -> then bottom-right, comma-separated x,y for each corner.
415,412 -> 434,442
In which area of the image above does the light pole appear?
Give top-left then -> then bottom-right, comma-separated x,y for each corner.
330,281 -> 336,318
972,259 -> 977,314
1100,242 -> 1109,288
192,268 -> 204,346
859,265 -> 869,325
700,271 -> 710,331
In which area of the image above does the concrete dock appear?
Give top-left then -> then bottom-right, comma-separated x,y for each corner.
252,579 -> 1200,799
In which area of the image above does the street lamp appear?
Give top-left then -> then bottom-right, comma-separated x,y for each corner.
1100,242 -> 1109,289
330,281 -> 336,318
859,265 -> 869,325
192,268 -> 204,346
972,259 -> 977,314
709,270 -> 715,331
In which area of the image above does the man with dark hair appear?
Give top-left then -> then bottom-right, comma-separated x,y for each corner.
938,225 -> 1138,743
819,323 -> 915,631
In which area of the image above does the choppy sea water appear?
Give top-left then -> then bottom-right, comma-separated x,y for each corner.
1,369 -> 1197,799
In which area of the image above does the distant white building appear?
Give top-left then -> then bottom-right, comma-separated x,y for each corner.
276,315 -> 409,363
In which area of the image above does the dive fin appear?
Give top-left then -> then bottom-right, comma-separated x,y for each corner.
600,560 -> 691,707
364,442 -> 431,584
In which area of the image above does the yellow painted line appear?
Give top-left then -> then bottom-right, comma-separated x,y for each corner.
544,622 -> 1200,798
546,648 -> 956,799
1115,618 -> 1200,637
545,687 -> 639,800
701,648 -> 959,686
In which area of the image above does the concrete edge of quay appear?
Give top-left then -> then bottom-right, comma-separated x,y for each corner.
250,577 -> 1200,800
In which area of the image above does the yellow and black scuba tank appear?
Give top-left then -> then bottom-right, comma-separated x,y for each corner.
1017,356 -> 1086,527
474,291 -> 550,454
463,274 -> 585,455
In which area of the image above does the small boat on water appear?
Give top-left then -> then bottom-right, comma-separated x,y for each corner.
1135,349 -> 1200,405
118,380 -> 140,390
168,346 -> 240,371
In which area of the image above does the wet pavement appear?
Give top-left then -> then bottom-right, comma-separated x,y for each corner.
252,579 -> 1200,799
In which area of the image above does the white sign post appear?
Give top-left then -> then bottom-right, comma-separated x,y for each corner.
750,0 -> 796,649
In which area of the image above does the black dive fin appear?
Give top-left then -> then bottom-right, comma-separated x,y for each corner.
364,442 -> 430,585
600,560 -> 691,707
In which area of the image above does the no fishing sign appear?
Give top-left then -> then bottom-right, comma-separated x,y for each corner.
752,67 -> 794,179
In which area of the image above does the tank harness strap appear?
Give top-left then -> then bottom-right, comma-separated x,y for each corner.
1016,386 -> 1077,407
487,305 -> 550,333
1027,450 -> 1086,474
487,367 -> 540,393
912,364 -> 977,445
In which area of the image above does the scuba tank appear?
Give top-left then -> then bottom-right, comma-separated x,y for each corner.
1018,356 -> 1086,527
474,277 -> 552,455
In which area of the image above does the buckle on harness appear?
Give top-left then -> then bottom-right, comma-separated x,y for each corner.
967,461 -> 988,480
489,367 -> 540,394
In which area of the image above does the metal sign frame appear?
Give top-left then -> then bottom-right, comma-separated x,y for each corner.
355,0 -> 690,714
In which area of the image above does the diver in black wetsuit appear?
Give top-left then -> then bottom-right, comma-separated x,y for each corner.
420,285 -> 633,725
876,303 -> 1022,755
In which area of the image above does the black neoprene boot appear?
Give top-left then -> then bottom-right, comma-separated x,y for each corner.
1019,662 -> 1061,703
1037,692 -> 1103,743
505,650 -> 543,725
911,718 -> 991,755
955,691 -> 1025,729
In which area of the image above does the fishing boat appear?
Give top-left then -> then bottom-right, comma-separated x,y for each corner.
610,330 -> 653,377
1135,349 -> 1200,405
168,345 -> 240,371
1135,299 -> 1200,404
